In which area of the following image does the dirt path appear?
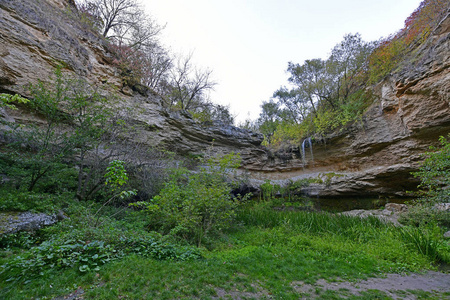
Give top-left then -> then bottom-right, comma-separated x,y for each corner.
292,271 -> 450,299
57,271 -> 450,299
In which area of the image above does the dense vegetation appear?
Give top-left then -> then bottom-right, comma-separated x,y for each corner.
0,0 -> 449,299
249,0 -> 448,146
1,78 -> 449,298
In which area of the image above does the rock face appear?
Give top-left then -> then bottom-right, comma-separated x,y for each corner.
244,11 -> 450,197
0,0 -> 449,198
0,211 -> 65,235
0,0 -> 263,157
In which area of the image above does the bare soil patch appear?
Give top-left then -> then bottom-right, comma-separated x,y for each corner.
292,271 -> 450,299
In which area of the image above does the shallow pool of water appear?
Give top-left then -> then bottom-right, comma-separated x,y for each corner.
310,197 -> 408,212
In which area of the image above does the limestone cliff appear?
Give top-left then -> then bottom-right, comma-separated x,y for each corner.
0,0 -> 449,198
246,10 -> 450,197
0,0 -> 263,159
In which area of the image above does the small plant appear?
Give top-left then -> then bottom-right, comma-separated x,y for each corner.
398,224 -> 446,263
260,180 -> 281,201
93,160 -> 137,227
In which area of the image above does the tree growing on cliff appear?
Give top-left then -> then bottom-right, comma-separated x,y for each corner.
163,54 -> 216,111
76,0 -> 163,48
413,135 -> 450,205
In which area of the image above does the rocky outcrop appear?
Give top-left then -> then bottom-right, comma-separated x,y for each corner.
0,0 -> 448,198
0,0 -> 263,157
244,12 -> 450,197
0,211 -> 66,235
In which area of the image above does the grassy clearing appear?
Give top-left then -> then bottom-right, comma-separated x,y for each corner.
0,199 -> 449,299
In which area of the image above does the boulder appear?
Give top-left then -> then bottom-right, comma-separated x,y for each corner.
0,211 -> 66,235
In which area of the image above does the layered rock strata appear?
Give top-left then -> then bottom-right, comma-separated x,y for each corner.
0,0 -> 449,197
244,12 -> 450,197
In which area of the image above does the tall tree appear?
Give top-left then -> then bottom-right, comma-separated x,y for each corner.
257,100 -> 281,138
329,33 -> 374,102
77,0 -> 163,48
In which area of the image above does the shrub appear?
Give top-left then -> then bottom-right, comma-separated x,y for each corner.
260,180 -> 281,201
134,153 -> 246,246
399,204 -> 450,229
412,135 -> 450,205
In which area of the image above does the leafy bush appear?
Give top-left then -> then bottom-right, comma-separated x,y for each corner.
0,202 -> 202,282
260,180 -> 281,201
399,204 -> 450,229
134,153 -> 246,246
412,135 -> 450,205
0,236 -> 202,282
1,240 -> 116,280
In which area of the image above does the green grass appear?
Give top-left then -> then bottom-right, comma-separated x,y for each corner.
1,199 -> 449,299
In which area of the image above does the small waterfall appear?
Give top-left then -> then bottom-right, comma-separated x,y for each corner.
301,137 -> 314,166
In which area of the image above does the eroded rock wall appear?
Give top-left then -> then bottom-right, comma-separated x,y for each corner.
0,0 -> 263,158
246,12 -> 450,197
0,0 -> 448,198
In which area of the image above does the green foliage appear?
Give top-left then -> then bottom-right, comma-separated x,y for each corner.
259,180 -> 281,201
399,224 -> 449,263
412,135 -> 450,205
2,240 -> 116,280
93,160 -> 137,227
399,204 -> 450,229
260,33 -> 376,145
135,153 -> 245,246
0,201 -> 201,284
257,99 -> 282,140
104,160 -> 130,193
236,200 -> 449,266
260,1 -> 446,146
0,190 -> 67,213
0,93 -> 29,110
270,121 -> 312,146
1,236 -> 201,282
1,196 -> 448,299
367,38 -> 407,84
0,153 -> 78,194
2,67 -> 135,201
2,68 -> 114,194
313,90 -> 372,135
0,231 -> 41,250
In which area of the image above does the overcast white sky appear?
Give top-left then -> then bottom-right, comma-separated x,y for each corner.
144,0 -> 423,123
